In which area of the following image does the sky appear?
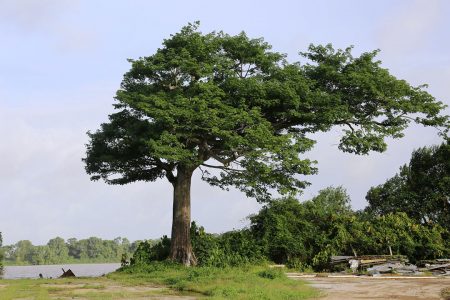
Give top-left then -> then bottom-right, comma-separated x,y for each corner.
0,0 -> 449,245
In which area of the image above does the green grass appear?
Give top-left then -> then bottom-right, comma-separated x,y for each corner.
0,263 -> 318,299
0,277 -> 170,299
111,262 -> 318,299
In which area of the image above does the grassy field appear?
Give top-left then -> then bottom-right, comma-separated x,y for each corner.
0,263 -> 319,299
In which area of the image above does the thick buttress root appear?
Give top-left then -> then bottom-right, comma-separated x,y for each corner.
170,247 -> 197,266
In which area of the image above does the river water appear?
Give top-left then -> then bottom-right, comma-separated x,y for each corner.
1,263 -> 121,279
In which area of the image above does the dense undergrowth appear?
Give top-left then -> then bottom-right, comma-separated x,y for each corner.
131,187 -> 449,272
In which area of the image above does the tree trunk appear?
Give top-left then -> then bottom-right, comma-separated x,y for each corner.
169,165 -> 197,266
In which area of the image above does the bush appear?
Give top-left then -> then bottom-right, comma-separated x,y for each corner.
250,191 -> 450,271
191,222 -> 264,267
130,236 -> 170,265
129,188 -> 450,271
258,268 -> 284,279
130,222 -> 264,268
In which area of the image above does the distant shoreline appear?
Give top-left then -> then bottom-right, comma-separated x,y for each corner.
3,260 -> 121,267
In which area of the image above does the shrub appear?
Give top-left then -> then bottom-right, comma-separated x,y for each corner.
129,188 -> 450,271
258,268 -> 284,279
191,222 -> 264,267
130,236 -> 170,265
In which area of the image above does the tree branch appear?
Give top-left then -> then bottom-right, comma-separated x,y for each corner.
201,163 -> 243,172
154,158 -> 176,183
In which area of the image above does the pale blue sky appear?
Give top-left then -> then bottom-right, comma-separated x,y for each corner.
1,0 -> 449,245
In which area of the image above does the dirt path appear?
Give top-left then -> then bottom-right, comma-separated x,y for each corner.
298,277 -> 450,299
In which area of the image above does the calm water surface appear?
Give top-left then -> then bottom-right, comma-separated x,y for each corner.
2,263 -> 121,279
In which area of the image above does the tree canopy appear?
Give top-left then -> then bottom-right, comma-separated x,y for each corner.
84,22 -> 449,264
366,141 -> 450,230
84,22 -> 448,202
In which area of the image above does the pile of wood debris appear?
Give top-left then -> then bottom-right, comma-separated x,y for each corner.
418,259 -> 450,276
331,255 -> 418,275
332,256 -> 450,276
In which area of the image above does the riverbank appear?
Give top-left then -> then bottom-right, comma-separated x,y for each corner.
0,264 -> 318,299
3,259 -> 121,266
2,263 -> 120,279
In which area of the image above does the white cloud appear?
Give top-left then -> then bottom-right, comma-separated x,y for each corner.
0,0 -> 96,52
0,0 -> 77,30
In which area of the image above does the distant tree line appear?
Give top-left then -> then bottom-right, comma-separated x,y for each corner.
1,237 -> 145,265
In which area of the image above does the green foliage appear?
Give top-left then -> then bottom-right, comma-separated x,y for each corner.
130,236 -> 170,265
129,222 -> 264,268
251,197 -> 314,264
115,263 -> 318,299
190,221 -> 218,265
191,221 -> 264,267
128,186 -> 448,270
366,142 -> 450,231
258,268 -> 284,279
1,236 -> 135,265
249,187 -> 449,270
84,22 -> 449,203
83,22 -> 449,265
128,241 -> 152,265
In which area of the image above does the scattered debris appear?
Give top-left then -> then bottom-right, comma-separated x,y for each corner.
419,259 -> 450,276
331,255 -> 421,275
367,263 -> 419,276
349,259 -> 359,273
268,264 -> 286,268
60,268 -> 76,278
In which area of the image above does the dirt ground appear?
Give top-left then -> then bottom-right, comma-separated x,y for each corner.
299,277 -> 450,300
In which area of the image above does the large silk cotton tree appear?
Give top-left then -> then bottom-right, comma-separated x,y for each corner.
84,23 -> 449,266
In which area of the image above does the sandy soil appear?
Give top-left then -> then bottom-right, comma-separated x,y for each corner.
299,277 -> 450,300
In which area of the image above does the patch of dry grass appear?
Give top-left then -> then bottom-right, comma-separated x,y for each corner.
0,277 -> 177,299
442,287 -> 450,300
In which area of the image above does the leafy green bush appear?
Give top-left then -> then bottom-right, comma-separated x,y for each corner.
249,188 -> 449,271
129,222 -> 264,268
258,268 -> 284,279
130,236 -> 170,265
129,187 -> 449,271
191,222 -> 264,267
